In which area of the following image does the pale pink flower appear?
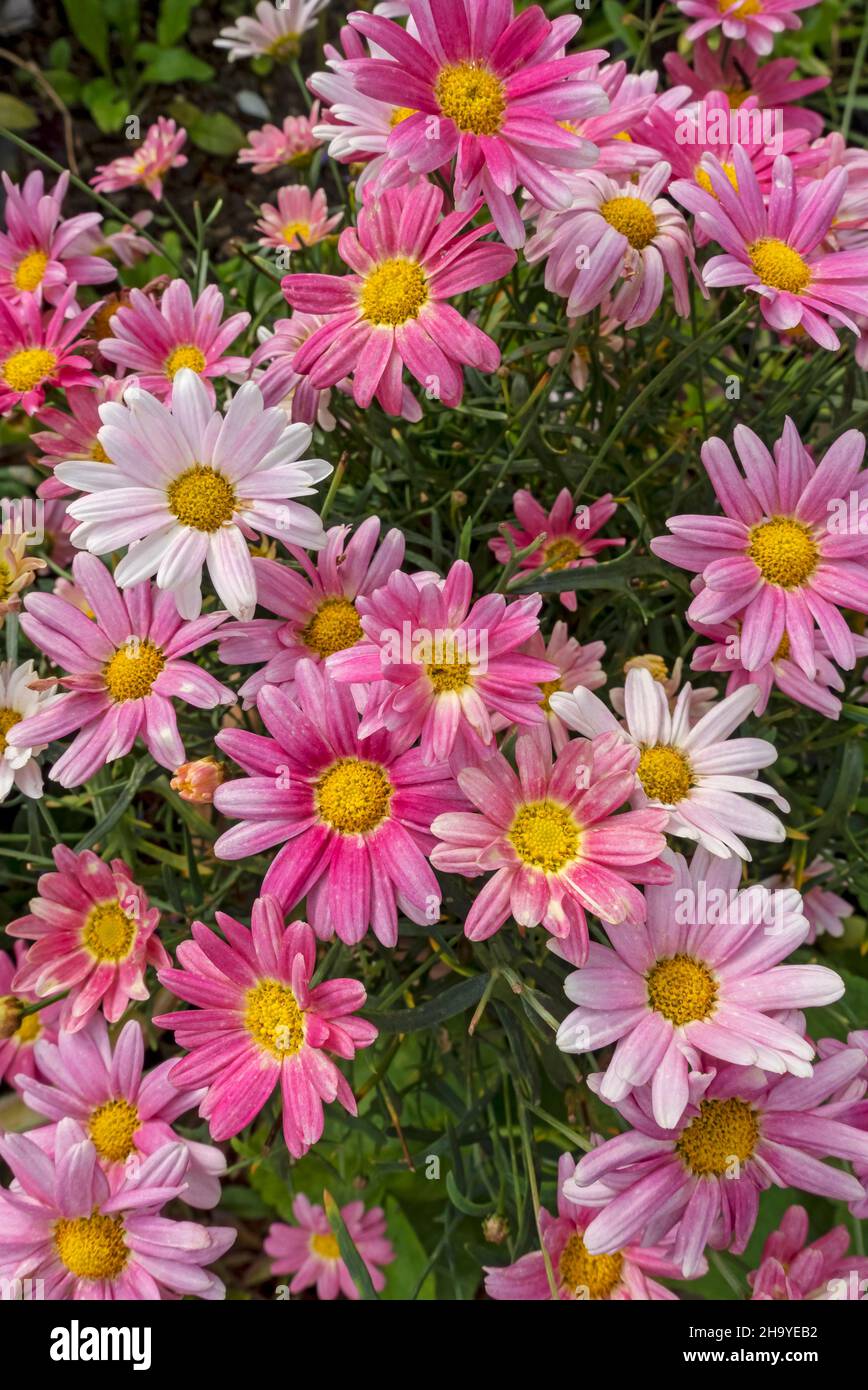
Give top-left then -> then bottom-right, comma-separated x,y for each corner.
215,0 -> 328,62
748,1204 -> 868,1300
238,107 -> 324,172
763,858 -> 853,943
265,1195 -> 395,1299
663,38 -> 828,138
256,185 -> 342,253
97,280 -> 250,402
0,170 -> 115,307
559,61 -> 660,174
0,1119 -> 234,1298
0,286 -> 96,416
33,378 -> 131,500
0,943 -> 61,1090
557,846 -> 843,1128
17,1015 -> 227,1209
673,0 -> 821,57
517,624 -> 607,755
551,667 -> 789,860
91,117 -> 188,202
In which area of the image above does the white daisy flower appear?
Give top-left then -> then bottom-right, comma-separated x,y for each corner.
55,369 -> 331,622
0,660 -> 49,801
214,0 -> 328,63
550,667 -> 788,860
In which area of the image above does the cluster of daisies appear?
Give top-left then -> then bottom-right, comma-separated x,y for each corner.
0,0 -> 866,1302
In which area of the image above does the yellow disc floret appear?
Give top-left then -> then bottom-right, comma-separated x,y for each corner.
748,517 -> 818,588
599,196 -> 658,250
2,348 -> 58,393
360,258 -> 429,327
167,465 -> 237,532
89,1098 -> 140,1164
82,900 -> 136,962
646,954 -> 718,1026
558,1231 -> 624,1299
301,597 -> 363,658
676,1097 -> 760,1176
315,757 -> 393,835
636,745 -> 693,804
103,638 -> 165,702
165,344 -> 207,379
54,1211 -> 129,1280
508,800 -> 581,873
748,238 -> 812,295
435,62 -> 506,136
245,977 -> 305,1057
14,251 -> 49,293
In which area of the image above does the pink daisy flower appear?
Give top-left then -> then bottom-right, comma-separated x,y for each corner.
690,613 -> 868,719
213,662 -> 465,945
763,858 -> 853,943
265,1194 -> 395,1299
283,181 -> 516,414
7,846 -> 168,1034
0,943 -> 61,1090
32,378 -> 131,500
816,1031 -> 868,1218
0,658 -> 50,802
670,149 -> 868,349
565,1048 -> 868,1277
551,667 -> 789,860
256,185 -> 342,253
326,559 -> 556,768
97,280 -> 250,402
489,487 -> 625,612
90,117 -> 188,202
215,0 -> 328,62
153,895 -> 378,1157
674,0 -> 821,58
55,369 -> 330,622
73,211 -> 155,268
17,1015 -> 227,1209
344,1 -> 608,249
662,38 -> 829,138
748,1204 -> 868,1300
484,1153 -> 690,1300
525,164 -> 702,328
217,516 -> 425,705
0,286 -> 96,416
238,105 -> 324,173
0,170 -> 116,308
12,552 -> 233,788
557,846 -> 844,1128
0,1119 -> 234,1299
430,730 -> 671,966
651,417 -> 868,677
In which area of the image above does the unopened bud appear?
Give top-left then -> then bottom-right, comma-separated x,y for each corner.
170,756 -> 226,804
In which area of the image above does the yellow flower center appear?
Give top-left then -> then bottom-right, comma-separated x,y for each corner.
676,1097 -> 760,1176
282,219 -> 312,244
636,745 -> 693,804
90,440 -> 112,463
539,677 -> 562,712
244,977 -> 305,1058
301,597 -> 363,658
390,107 -> 418,127
427,657 -> 473,693
13,250 -> 49,293
748,238 -> 812,295
0,706 -> 22,755
268,31 -> 300,59
748,517 -> 818,588
88,1098 -> 140,1163
360,258 -> 429,327
14,1011 -> 41,1046
82,900 -> 136,962
0,559 -> 11,601
725,84 -> 749,108
646,953 -> 718,1026
508,799 -> 580,873
625,655 -> 670,683
558,1232 -> 624,1299
599,196 -> 658,250
613,131 -> 633,142
2,348 -> 58,393
695,161 -> 739,196
719,0 -> 761,15
54,1211 -> 129,1281
545,537 -> 583,571
165,344 -> 207,379
167,465 -> 237,532
315,757 -> 393,835
311,1231 -> 340,1259
774,630 -> 790,661
435,62 -> 506,136
103,638 -> 165,703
